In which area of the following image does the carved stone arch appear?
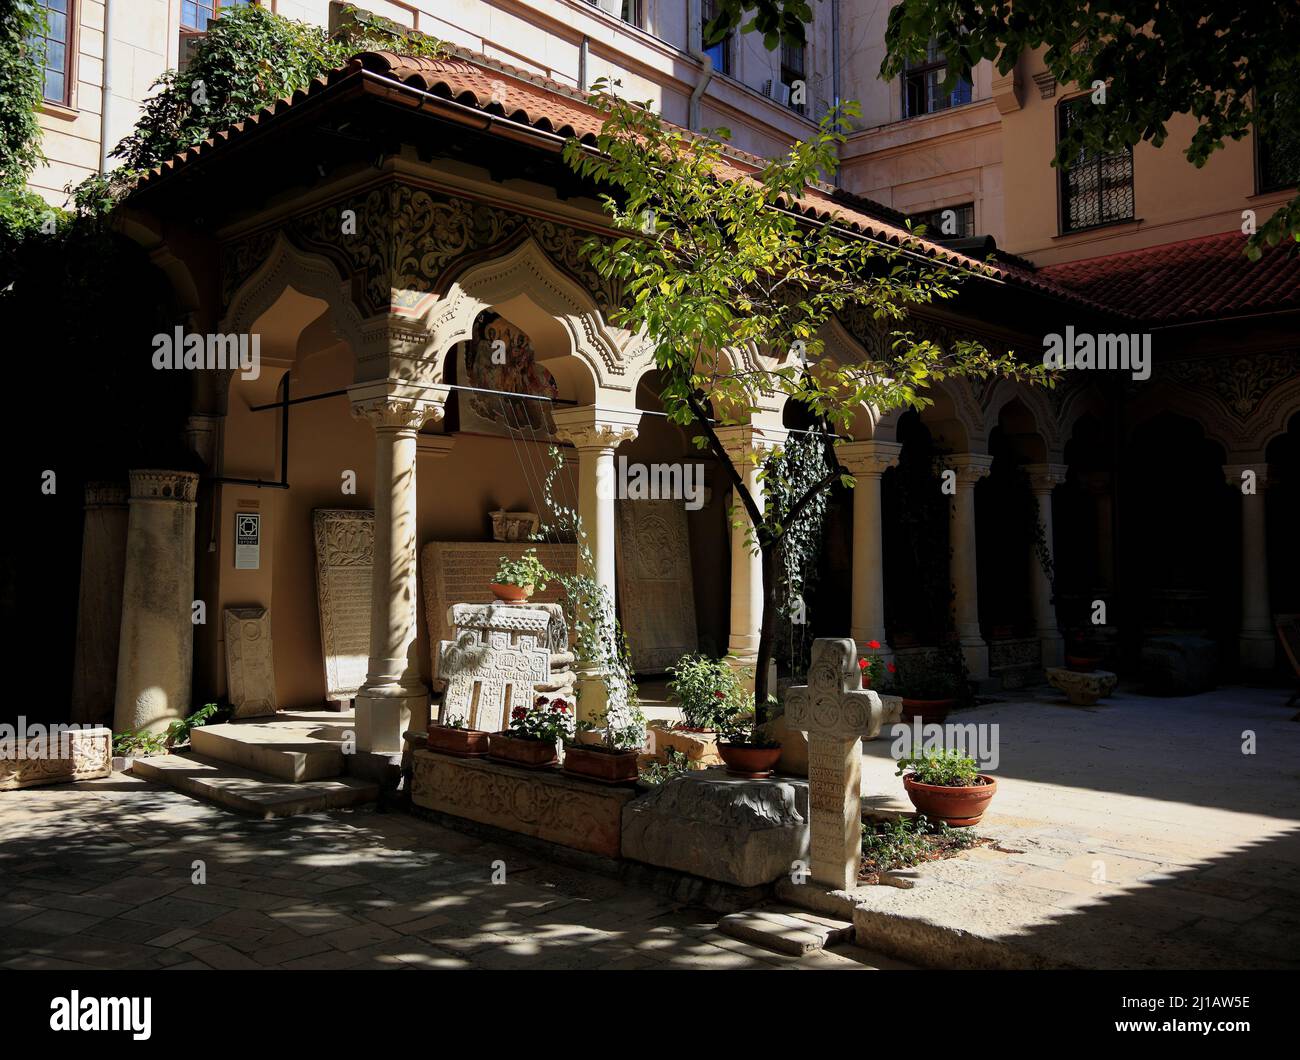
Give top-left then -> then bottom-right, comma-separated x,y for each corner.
422,236 -> 629,399
220,231 -> 367,356
983,378 -> 1062,458
1127,378 -> 1239,458
1056,380 -> 1108,453
1234,373 -> 1300,460
932,375 -> 988,452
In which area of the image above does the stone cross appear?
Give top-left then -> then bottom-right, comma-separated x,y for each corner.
438,604 -> 552,733
784,638 -> 883,890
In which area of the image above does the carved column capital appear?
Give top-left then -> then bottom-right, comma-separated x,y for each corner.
837,440 -> 902,478
714,424 -> 789,466
552,405 -> 642,451
1024,462 -> 1069,495
127,469 -> 199,504
947,453 -> 994,487
348,383 -> 445,432
1224,463 -> 1270,489
84,481 -> 129,509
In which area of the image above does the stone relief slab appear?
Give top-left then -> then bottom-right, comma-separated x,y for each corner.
223,606 -> 276,718
421,541 -> 577,674
1,727 -> 112,791
313,509 -> 374,702
614,499 -> 697,673
438,604 -> 553,733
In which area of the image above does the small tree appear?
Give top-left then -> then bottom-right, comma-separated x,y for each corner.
563,87 -> 1050,715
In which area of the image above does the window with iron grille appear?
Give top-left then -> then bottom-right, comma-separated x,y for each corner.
1058,96 -> 1134,233
702,0 -> 732,76
35,0 -> 74,105
911,202 -> 975,238
1256,85 -> 1300,193
781,39 -> 805,112
901,40 -> 972,118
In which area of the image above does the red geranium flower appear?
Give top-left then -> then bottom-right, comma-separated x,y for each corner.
887,662 -> 897,673
868,640 -> 881,650
858,658 -> 868,670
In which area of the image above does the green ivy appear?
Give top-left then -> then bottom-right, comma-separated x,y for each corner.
0,0 -> 45,192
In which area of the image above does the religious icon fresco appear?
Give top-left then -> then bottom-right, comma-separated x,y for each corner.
458,310 -> 559,437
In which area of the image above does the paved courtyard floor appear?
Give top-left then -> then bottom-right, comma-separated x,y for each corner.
0,775 -> 890,971
854,683 -> 1300,968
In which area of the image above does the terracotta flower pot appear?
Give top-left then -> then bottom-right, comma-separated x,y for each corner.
490,582 -> 533,602
902,773 -> 997,827
717,743 -> 782,778
900,697 -> 956,722
563,745 -> 640,784
1066,655 -> 1101,672
426,724 -> 491,757
488,732 -> 557,768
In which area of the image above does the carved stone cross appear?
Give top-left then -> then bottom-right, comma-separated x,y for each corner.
784,638 -> 883,889
438,604 -> 552,733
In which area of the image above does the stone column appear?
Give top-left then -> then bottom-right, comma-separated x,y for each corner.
838,441 -> 902,665
113,470 -> 199,735
1025,463 -> 1067,669
552,405 -> 642,602
1225,463 -> 1274,671
349,388 -> 439,755
715,425 -> 788,667
71,483 -> 129,725
1080,471 -> 1116,593
948,455 -> 993,680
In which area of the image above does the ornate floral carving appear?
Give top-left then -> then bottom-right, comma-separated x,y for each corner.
350,396 -> 438,431
1165,353 -> 1298,421
128,470 -> 199,503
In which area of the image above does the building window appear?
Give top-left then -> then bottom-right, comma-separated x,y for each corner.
1256,87 -> 1300,194
35,0 -> 75,105
181,0 -> 254,31
1058,95 -> 1135,233
901,41 -> 972,118
780,38 -> 805,112
585,0 -> 642,27
702,0 -> 731,76
912,202 -> 975,238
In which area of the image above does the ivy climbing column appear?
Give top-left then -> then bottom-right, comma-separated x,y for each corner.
1025,463 -> 1067,669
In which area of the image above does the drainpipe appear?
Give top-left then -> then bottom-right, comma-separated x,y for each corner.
831,0 -> 841,187
100,0 -> 115,172
686,0 -> 713,130
578,35 -> 589,92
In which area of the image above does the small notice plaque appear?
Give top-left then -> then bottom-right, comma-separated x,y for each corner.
235,512 -> 260,570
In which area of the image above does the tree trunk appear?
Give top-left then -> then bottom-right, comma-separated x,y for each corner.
754,541 -> 779,722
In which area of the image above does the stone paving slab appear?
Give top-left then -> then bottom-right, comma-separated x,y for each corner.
717,905 -> 854,956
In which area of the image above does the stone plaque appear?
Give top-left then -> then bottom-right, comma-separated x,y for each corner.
421,541 -> 577,674
1,727 -> 112,791
615,499 -> 697,672
313,509 -> 374,701
785,638 -> 882,890
438,604 -> 552,733
223,606 -> 276,718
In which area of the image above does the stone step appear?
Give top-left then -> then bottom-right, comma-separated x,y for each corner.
131,753 -> 378,818
189,718 -> 347,782
716,905 -> 855,957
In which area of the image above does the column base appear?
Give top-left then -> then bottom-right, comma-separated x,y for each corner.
354,690 -> 429,755
725,655 -> 778,702
1039,633 -> 1064,670
1239,633 -> 1276,672
959,638 -> 990,682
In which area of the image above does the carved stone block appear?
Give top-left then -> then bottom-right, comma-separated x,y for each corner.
438,604 -> 552,733
224,607 -> 276,718
312,509 -> 374,701
1,727 -> 112,790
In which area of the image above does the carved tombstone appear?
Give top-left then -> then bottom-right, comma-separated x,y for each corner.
223,607 -> 276,718
784,638 -> 883,890
438,604 -> 553,733
615,498 -> 698,672
313,509 -> 374,703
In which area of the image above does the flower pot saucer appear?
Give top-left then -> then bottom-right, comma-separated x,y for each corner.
722,766 -> 775,779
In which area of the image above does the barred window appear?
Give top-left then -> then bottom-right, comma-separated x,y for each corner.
1058,96 -> 1134,233
781,38 -> 805,112
1256,86 -> 1300,194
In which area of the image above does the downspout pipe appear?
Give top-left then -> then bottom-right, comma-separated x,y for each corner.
687,0 -> 713,130
100,0 -> 115,172
579,35 -> 589,93
831,0 -> 841,186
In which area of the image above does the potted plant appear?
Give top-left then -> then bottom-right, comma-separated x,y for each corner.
716,716 -> 782,778
1065,631 -> 1102,672
667,654 -> 747,732
563,709 -> 643,784
490,548 -> 549,602
427,712 -> 491,757
488,694 -> 573,767
893,651 -> 964,721
858,640 -> 896,690
896,749 -> 996,826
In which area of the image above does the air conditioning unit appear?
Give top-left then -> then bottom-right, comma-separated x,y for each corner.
761,79 -> 791,106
